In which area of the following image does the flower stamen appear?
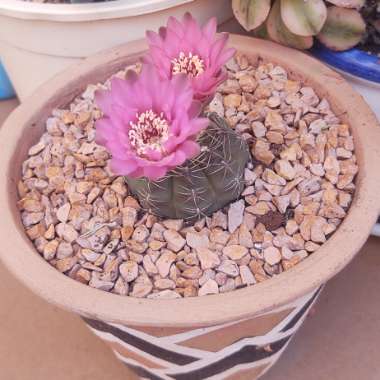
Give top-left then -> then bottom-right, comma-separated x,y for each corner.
172,52 -> 205,77
129,110 -> 169,156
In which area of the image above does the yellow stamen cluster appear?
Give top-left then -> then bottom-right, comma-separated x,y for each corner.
172,51 -> 205,77
129,110 -> 169,156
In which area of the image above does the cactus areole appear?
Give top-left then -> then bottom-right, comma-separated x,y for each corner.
125,113 -> 250,223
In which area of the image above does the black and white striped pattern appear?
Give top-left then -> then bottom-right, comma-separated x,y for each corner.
84,287 -> 322,380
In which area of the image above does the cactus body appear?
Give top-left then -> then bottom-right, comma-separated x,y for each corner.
125,113 -> 250,223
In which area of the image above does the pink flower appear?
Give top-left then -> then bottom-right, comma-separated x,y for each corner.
144,13 -> 236,101
95,65 -> 209,180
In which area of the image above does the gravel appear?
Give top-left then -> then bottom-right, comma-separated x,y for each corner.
17,54 -> 358,298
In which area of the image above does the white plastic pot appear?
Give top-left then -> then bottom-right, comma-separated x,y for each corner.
0,0 -> 233,101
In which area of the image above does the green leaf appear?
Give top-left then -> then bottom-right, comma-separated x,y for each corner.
281,0 -> 327,36
251,23 -> 269,40
267,0 -> 314,49
232,0 -> 271,31
317,6 -> 366,50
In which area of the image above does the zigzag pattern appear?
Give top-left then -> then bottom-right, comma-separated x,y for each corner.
84,287 -> 321,380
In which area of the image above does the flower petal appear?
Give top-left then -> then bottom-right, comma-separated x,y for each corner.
142,165 -> 168,180
145,14 -> 235,101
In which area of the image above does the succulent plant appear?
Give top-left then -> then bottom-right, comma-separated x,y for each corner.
232,0 -> 367,51
125,113 -> 250,223
359,0 -> 380,54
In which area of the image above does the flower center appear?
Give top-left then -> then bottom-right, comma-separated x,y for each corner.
171,52 -> 205,77
129,110 -> 169,156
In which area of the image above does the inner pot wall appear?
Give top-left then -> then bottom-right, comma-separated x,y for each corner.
1,35 -> 380,327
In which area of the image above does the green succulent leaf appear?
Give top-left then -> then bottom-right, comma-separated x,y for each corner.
232,0 -> 271,31
267,0 -> 314,49
325,0 -> 365,9
251,23 -> 269,39
281,0 -> 327,36
317,5 -> 366,50
373,19 -> 380,33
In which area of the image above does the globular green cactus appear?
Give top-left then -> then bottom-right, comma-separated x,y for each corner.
125,113 -> 250,223
232,0 -> 367,51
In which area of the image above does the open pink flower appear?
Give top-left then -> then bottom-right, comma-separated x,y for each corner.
95,65 -> 209,180
144,13 -> 236,101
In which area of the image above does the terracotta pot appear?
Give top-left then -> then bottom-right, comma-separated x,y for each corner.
0,35 -> 379,380
0,0 -> 232,101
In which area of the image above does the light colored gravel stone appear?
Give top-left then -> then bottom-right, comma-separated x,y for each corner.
148,290 -> 181,299
246,202 -> 270,215
217,260 -> 239,277
164,229 -> 186,252
56,223 -> 78,243
196,247 -> 221,270
130,281 -> 153,298
43,240 -> 59,260
121,207 -> 137,227
238,224 -> 253,248
209,228 -> 230,245
223,245 -> 248,260
186,232 -> 210,250
274,160 -> 296,180
162,219 -> 183,231
56,241 -> 74,259
239,265 -> 256,285
156,250 -> 176,278
198,279 -> 219,296
228,199 -> 245,233
120,261 -> 138,283
154,278 -> 176,290
132,225 -> 149,242
263,247 -> 281,265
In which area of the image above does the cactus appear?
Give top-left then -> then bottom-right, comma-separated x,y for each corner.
125,113 -> 250,223
232,0 -> 367,51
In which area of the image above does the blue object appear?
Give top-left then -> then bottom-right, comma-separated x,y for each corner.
311,43 -> 380,84
0,61 -> 15,100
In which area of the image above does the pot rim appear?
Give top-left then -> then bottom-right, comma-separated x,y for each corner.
0,0 -> 195,22
1,35 -> 380,328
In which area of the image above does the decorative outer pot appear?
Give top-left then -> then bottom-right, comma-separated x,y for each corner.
1,35 -> 380,380
0,0 -> 232,101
